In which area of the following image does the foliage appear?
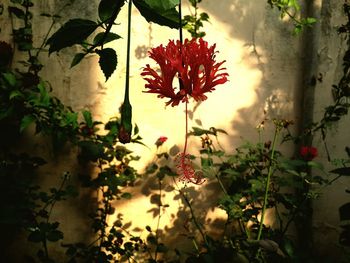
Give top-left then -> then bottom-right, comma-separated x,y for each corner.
313,3 -> 350,144
46,0 -> 180,81
1,0 -> 350,262
0,1 -> 143,262
182,0 -> 209,38
267,0 -> 317,34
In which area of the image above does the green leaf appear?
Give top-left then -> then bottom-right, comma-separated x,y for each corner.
47,230 -> 64,242
20,115 -> 36,132
28,230 -> 44,243
2,72 -> 17,86
145,0 -> 179,10
305,17 -> 317,25
96,48 -> 117,81
288,0 -> 300,11
9,90 -> 23,100
70,53 -> 86,68
78,140 -> 105,161
201,157 -> 213,167
82,110 -> 93,128
98,0 -> 125,23
93,32 -> 121,45
133,0 -> 180,29
46,19 -> 98,54
307,161 -> 323,170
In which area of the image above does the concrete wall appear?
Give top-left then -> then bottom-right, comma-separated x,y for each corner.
311,0 -> 350,258
1,0 -> 349,260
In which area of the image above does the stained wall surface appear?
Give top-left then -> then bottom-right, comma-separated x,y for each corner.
0,0 -> 349,260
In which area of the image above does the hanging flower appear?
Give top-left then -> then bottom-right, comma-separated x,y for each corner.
141,38 -> 228,106
300,146 -> 318,161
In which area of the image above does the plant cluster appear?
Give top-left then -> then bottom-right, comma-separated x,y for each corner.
1,0 -> 350,263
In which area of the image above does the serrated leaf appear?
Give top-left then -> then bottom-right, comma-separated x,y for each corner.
96,48 -> 117,81
93,32 -> 121,45
70,53 -> 86,68
98,0 -> 125,23
20,115 -> 36,132
46,19 -> 98,54
133,0 -> 180,29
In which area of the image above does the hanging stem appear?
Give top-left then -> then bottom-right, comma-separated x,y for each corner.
119,0 -> 133,143
172,178 -> 209,248
184,100 -> 188,154
256,125 -> 280,241
125,0 -> 132,102
178,0 -> 187,155
179,0 -> 183,44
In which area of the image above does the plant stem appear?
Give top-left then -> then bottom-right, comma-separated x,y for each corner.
179,0 -> 183,44
172,178 -> 209,248
215,174 -> 228,195
184,100 -> 188,154
256,126 -> 280,241
154,178 -> 163,261
125,0 -> 132,102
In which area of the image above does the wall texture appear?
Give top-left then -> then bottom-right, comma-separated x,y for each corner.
1,0 -> 349,261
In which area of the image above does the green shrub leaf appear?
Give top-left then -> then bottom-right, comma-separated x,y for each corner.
96,48 -> 117,81
93,32 -> 122,45
47,19 -> 98,54
20,115 -> 36,132
98,0 -> 125,23
133,0 -> 180,29
70,53 -> 86,68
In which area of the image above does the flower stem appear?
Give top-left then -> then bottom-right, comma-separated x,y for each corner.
125,0 -> 132,102
172,178 -> 209,248
184,100 -> 188,154
256,125 -> 280,241
179,0 -> 183,44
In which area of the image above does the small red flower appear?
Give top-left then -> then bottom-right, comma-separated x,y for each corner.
300,146 -> 318,161
155,136 -> 168,147
141,38 -> 228,106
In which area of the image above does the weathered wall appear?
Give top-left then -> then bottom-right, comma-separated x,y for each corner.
310,0 -> 350,259
1,0 -> 348,260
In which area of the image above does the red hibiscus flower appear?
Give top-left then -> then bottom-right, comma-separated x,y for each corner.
141,38 -> 228,106
300,146 -> 318,161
